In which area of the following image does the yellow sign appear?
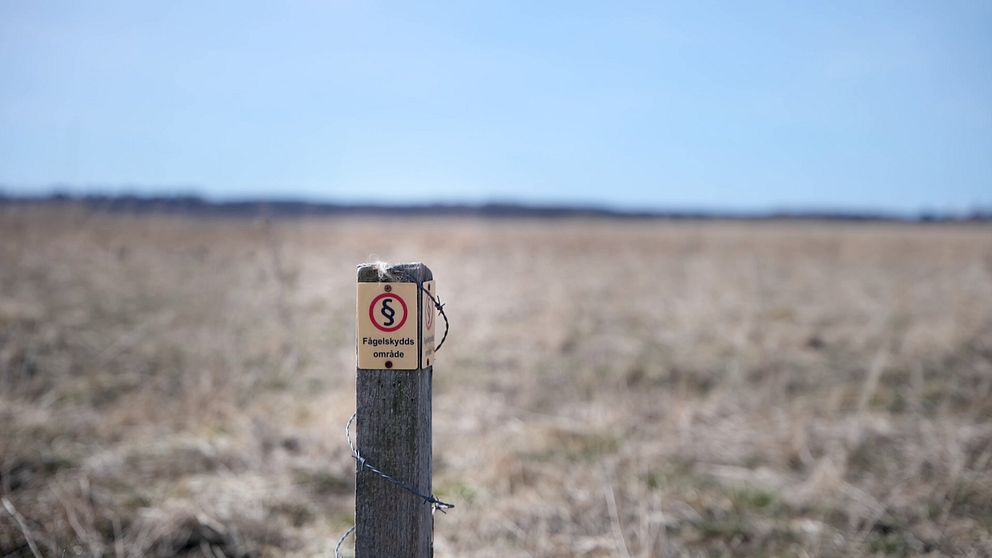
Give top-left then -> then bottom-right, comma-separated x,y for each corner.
422,280 -> 436,368
356,282 -> 419,370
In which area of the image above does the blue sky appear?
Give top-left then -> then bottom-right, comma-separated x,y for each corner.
1,1 -> 990,213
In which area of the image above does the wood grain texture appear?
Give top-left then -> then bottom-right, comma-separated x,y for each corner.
356,263 -> 433,558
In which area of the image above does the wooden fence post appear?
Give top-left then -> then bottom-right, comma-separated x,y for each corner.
355,262 -> 435,557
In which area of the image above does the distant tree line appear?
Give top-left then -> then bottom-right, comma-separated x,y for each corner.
1,191 -> 989,222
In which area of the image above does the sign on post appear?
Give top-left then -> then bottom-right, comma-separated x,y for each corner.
357,281 -> 419,369
356,277 -> 436,370
421,280 -> 435,368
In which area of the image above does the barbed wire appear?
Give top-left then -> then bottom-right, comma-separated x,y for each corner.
385,268 -> 448,353
334,412 -> 454,557
419,281 -> 449,353
347,412 -> 454,512
333,526 -> 355,558
334,274 -> 452,557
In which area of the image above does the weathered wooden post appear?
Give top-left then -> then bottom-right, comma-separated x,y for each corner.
354,262 -> 440,557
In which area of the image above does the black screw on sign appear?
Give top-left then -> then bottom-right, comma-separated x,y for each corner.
356,262 -> 435,557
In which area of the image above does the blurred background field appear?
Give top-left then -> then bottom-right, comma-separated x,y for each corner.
1,206 -> 990,556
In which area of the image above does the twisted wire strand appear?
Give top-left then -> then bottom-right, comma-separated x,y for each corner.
419,282 -> 449,353
333,526 -> 355,558
387,268 -> 449,353
345,412 -> 454,512
333,413 -> 454,557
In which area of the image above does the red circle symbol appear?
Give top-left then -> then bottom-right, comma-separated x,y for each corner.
369,292 -> 408,332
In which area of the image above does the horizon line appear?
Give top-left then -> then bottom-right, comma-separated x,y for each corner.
2,191 -> 991,223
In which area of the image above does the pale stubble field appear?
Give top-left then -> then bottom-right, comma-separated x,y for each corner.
1,207 -> 990,557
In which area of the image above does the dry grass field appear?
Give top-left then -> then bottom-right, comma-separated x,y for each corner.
1,206 -> 991,557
